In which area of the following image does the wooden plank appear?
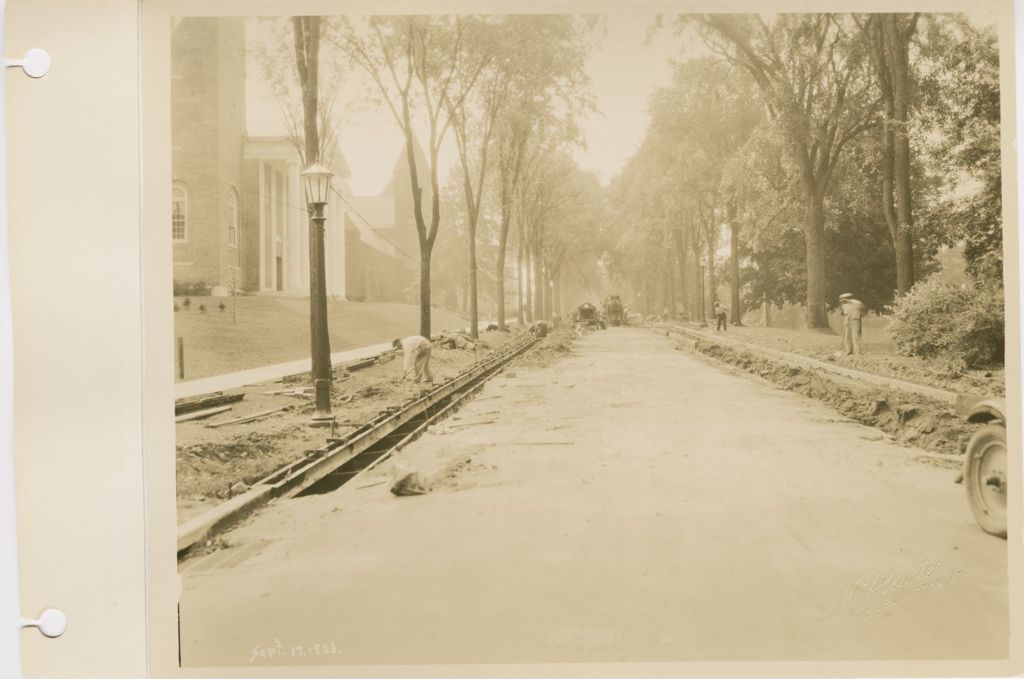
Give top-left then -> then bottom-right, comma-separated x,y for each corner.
344,356 -> 379,372
205,406 -> 291,428
175,405 -> 232,423
175,391 -> 244,416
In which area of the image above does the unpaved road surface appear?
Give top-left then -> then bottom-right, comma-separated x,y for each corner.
179,328 -> 1007,666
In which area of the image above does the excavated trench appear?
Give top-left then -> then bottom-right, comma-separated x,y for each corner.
688,338 -> 976,456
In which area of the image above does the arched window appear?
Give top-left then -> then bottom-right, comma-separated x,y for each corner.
171,183 -> 188,242
226,188 -> 239,248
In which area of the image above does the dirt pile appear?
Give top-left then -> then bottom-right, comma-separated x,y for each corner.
693,340 -> 974,455
177,426 -> 310,500
517,328 -> 576,368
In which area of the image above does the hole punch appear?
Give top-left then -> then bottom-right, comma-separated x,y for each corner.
5,48 -> 50,78
20,608 -> 66,639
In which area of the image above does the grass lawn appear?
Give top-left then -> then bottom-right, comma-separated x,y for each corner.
713,312 -> 1003,397
173,296 -> 471,381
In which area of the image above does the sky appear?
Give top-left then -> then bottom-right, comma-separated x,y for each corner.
246,15 -> 683,196
570,14 -> 680,185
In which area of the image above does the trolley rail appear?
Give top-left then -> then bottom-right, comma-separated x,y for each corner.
177,333 -> 540,558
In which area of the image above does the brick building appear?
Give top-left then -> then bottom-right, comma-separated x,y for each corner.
171,17 -> 247,295
171,17 -> 415,300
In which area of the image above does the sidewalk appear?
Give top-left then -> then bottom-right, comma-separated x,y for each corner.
175,343 -> 392,400
174,320 -> 497,401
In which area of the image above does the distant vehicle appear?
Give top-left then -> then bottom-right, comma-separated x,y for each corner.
573,302 -> 606,330
959,398 -> 1007,538
604,295 -> 626,326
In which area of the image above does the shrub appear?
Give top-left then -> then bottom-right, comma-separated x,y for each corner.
889,277 -> 1004,369
173,279 -> 211,297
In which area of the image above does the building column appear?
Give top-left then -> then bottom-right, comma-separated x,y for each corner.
269,164 -> 279,291
258,161 -> 266,291
287,162 -> 305,292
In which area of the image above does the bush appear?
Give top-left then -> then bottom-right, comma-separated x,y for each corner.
173,279 -> 211,297
889,277 -> 1004,369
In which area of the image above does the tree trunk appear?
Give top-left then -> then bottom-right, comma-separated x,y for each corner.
698,264 -> 706,324
672,227 -> 688,319
705,236 -> 716,322
544,270 -> 554,322
872,15 -> 917,296
729,220 -> 743,326
804,188 -> 829,329
666,250 -> 677,317
496,217 -> 509,331
516,235 -> 525,324
553,273 -> 561,315
293,17 -> 320,168
533,246 -> 544,323
419,246 -> 432,338
893,230 -> 914,294
524,247 -> 533,323
886,15 -> 915,294
468,226 -> 479,338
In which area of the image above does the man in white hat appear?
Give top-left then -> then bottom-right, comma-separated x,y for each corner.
839,293 -> 865,355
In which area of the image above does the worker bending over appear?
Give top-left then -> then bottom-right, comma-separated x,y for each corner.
393,335 -> 434,384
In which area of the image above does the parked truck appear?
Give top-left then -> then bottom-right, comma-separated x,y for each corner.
604,295 -> 626,326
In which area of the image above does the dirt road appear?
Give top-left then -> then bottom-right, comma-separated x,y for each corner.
178,328 -> 1007,666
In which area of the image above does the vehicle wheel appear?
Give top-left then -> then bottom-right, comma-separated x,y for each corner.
964,423 -> 1008,538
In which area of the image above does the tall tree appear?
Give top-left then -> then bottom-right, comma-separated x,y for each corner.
917,16 -> 1002,284
253,17 -> 344,167
488,15 -> 593,329
448,26 -> 509,337
860,13 -> 920,295
293,18 -> 322,167
691,15 -> 877,328
647,57 -> 760,323
329,16 -> 491,337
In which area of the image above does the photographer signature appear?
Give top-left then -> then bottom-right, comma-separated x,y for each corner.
836,560 -> 963,621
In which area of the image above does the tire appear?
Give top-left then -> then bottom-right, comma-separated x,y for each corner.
964,423 -> 1008,538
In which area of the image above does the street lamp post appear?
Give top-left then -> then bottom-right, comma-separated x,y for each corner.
301,164 -> 335,427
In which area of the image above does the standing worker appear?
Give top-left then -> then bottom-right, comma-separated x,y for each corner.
839,293 -> 865,355
393,335 -> 434,384
713,301 -> 728,332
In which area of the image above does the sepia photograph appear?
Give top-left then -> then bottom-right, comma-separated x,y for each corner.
162,6 -> 1016,669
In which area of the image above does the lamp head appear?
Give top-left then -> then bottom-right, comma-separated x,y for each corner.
301,163 -> 334,205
